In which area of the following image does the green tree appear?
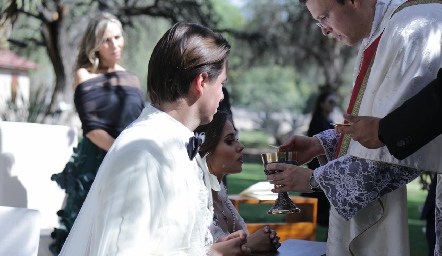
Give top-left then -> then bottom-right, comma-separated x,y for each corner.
234,65 -> 312,137
238,0 -> 357,91
0,0 -> 226,122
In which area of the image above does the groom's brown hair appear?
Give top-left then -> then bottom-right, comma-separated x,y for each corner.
147,22 -> 230,105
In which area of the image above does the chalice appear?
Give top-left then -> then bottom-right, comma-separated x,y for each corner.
261,151 -> 301,214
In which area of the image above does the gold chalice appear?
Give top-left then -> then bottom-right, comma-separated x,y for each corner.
261,151 -> 301,214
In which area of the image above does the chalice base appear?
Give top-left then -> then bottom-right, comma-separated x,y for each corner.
267,192 -> 301,215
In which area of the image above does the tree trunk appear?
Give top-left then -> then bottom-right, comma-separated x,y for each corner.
39,2 -> 74,122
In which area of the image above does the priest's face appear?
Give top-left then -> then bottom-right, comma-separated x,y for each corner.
306,0 -> 372,46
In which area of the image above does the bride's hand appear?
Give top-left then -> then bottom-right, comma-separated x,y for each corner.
246,226 -> 281,253
212,230 -> 251,255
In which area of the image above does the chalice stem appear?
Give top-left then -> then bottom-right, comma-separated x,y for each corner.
267,192 -> 301,215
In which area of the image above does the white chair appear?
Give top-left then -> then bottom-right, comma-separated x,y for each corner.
0,206 -> 41,256
0,121 -> 78,256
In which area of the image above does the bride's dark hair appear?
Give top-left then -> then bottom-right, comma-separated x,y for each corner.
195,111 -> 232,157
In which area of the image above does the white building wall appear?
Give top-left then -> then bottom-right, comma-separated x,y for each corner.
0,69 -> 31,113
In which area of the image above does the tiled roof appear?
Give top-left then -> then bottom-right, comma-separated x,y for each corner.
0,50 -> 39,70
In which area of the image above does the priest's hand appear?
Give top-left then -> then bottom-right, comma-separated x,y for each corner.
266,164 -> 314,193
277,135 -> 324,165
335,114 -> 384,149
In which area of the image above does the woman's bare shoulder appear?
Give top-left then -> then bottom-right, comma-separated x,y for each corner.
74,68 -> 99,88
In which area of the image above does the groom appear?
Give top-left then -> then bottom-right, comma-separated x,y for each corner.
59,22 -> 250,255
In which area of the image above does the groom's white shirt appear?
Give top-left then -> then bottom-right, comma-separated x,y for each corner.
60,105 -> 213,256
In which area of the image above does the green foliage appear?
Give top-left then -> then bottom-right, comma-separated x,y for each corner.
122,0 -> 247,96
212,0 -> 246,29
234,65 -> 309,113
239,130 -> 271,148
210,0 -> 249,97
231,65 -> 316,135
123,17 -> 171,96
237,0 -> 357,91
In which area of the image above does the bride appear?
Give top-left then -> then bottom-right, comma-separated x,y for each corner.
195,111 -> 281,253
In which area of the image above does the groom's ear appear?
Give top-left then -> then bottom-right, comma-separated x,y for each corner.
192,72 -> 209,96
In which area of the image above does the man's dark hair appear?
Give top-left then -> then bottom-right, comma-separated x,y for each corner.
147,22 -> 231,105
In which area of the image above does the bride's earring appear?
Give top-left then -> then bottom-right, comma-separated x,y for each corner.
206,154 -> 214,175
208,164 -> 215,175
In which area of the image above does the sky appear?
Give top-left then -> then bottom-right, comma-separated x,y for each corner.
228,0 -> 246,7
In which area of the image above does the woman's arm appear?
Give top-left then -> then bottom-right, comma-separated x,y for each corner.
85,129 -> 115,151
74,68 -> 116,151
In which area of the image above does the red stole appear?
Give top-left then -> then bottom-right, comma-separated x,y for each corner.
335,34 -> 383,158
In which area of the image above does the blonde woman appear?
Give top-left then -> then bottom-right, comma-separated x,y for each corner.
50,12 -> 144,254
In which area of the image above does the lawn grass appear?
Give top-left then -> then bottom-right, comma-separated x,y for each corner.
227,161 -> 429,255
407,178 -> 429,256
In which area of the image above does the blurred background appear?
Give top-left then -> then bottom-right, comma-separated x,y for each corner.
0,0 -> 356,131
0,0 -> 429,255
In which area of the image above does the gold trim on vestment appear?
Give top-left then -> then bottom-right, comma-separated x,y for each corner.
348,199 -> 385,256
392,0 -> 442,16
338,55 -> 377,158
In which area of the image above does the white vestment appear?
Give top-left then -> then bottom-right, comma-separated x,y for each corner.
327,0 -> 442,255
349,0 -> 442,172
59,105 -> 213,256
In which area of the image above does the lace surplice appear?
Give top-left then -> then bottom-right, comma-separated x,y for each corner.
314,129 -> 421,220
